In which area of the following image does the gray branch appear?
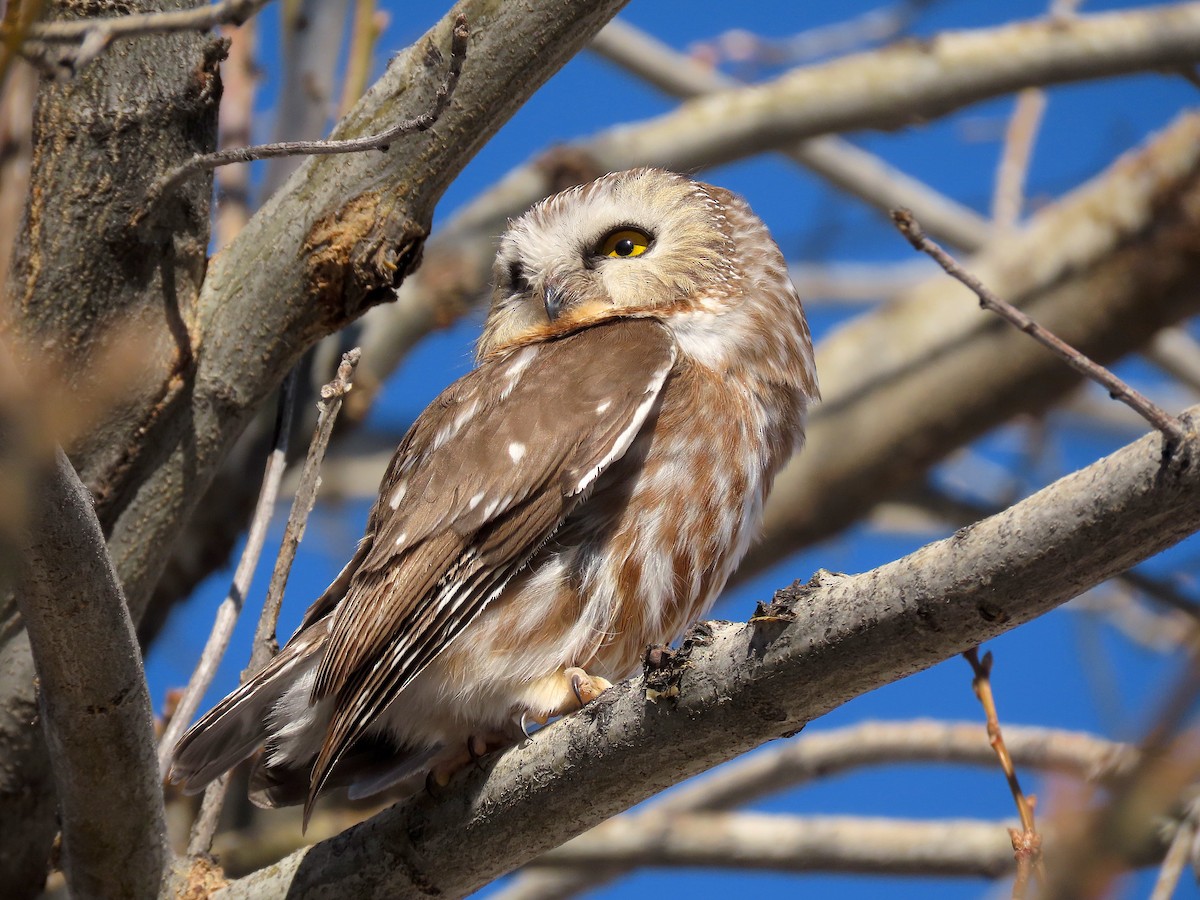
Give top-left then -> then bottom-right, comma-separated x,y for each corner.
219,408 -> 1200,898
16,449 -> 165,899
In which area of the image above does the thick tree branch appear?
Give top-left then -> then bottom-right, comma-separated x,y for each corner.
15,448 -> 165,899
0,0 -> 220,888
219,405 -> 1200,898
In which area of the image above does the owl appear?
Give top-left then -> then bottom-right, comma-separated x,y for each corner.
171,168 -> 818,823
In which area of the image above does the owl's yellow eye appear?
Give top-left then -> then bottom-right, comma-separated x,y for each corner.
599,228 -> 652,259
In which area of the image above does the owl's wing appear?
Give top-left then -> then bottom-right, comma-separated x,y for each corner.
306,318 -> 676,803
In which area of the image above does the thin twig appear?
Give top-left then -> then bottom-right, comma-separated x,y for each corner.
133,15 -> 468,225
187,772 -> 232,857
891,208 -> 1188,445
21,0 -> 270,43
157,369 -> 296,777
186,351 -> 359,856
1149,795 -> 1200,900
990,88 -> 1046,230
964,648 -> 1045,897
250,349 -> 361,673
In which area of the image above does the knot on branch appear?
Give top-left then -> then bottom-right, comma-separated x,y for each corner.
303,192 -> 428,335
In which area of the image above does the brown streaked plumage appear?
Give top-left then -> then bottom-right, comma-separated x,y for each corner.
171,168 -> 818,824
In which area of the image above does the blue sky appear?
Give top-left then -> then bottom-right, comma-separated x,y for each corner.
146,2 -> 1200,897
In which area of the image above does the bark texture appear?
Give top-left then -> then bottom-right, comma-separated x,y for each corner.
0,0 -> 218,891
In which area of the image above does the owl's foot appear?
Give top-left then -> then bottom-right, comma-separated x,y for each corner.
564,666 -> 613,709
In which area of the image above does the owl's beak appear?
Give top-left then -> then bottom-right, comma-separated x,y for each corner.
543,285 -> 566,322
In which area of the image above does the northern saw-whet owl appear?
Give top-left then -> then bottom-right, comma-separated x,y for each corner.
172,168 -> 818,822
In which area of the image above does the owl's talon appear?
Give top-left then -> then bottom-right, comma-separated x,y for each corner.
565,666 -> 612,709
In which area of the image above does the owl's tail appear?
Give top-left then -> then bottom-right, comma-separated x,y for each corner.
169,623 -> 325,794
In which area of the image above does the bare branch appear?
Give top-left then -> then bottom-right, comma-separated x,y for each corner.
891,208 -> 1187,444
249,349 -> 360,670
586,4 -> 1200,175
532,812 -> 1024,879
135,16 -> 469,223
14,446 -> 166,898
156,371 -> 296,777
339,0 -> 385,118
748,111 -> 1200,576
991,88 -> 1046,230
219,408 -> 1200,898
963,649 -> 1044,894
591,17 -> 990,251
691,0 -> 934,70
499,719 -> 1136,900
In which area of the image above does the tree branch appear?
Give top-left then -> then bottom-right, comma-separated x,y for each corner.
530,813 -> 1027,879
589,17 -> 991,251
499,719 -> 1135,900
892,208 -> 1186,444
219,405 -> 1200,898
15,448 -> 166,898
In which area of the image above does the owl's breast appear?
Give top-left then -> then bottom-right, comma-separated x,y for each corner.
567,356 -> 799,678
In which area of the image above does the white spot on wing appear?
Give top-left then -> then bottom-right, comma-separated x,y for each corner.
571,347 -> 676,497
468,491 -> 485,511
508,441 -> 526,462
595,399 -> 612,414
394,532 -> 408,546
389,482 -> 407,509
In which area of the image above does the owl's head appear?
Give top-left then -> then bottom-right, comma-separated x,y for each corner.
479,168 -> 742,358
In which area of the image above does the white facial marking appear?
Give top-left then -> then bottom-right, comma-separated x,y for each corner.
508,441 -> 527,462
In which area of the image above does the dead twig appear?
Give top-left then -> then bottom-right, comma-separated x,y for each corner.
891,208 -> 1188,445
157,369 -> 296,777
251,349 -> 361,671
133,15 -> 468,225
964,648 -> 1045,897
